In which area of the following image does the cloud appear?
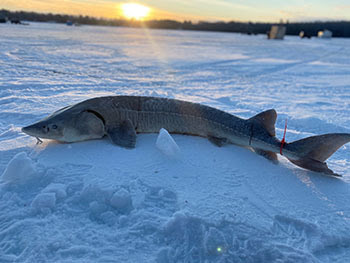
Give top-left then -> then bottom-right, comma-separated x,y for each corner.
191,0 -> 251,10
278,5 -> 311,19
278,4 -> 350,22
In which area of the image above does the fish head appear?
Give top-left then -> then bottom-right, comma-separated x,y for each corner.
22,106 -> 105,143
22,116 -> 65,141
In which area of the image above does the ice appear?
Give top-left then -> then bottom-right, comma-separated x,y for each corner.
42,183 -> 67,200
0,23 -> 350,262
204,227 -> 227,255
156,247 -> 173,263
1,152 -> 36,184
156,128 -> 181,158
110,188 -> 133,213
31,192 -> 56,213
100,211 -> 118,226
79,184 -> 112,206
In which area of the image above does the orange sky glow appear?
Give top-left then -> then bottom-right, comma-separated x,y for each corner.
1,0 -> 350,22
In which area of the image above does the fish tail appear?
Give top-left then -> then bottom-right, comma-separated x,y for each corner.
285,133 -> 350,176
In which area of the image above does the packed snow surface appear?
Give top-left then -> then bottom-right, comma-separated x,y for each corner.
1,22 -> 350,262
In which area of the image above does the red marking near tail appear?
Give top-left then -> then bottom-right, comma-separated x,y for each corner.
280,119 -> 287,155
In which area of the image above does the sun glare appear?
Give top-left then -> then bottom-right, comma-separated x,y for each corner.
121,3 -> 150,20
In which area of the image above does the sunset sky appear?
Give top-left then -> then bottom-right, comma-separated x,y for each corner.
1,0 -> 350,22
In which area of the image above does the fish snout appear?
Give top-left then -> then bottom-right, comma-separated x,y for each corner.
21,124 -> 40,136
21,125 -> 30,134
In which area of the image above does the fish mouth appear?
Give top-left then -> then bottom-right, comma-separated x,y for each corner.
22,126 -> 45,144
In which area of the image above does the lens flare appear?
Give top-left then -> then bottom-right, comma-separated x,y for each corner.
121,3 -> 150,20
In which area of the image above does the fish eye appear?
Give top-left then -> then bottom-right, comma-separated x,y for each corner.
52,125 -> 57,129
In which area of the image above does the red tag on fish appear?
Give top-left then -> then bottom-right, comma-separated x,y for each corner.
280,119 -> 287,155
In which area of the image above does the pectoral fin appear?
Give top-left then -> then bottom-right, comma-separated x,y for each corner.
208,135 -> 228,147
106,119 -> 136,148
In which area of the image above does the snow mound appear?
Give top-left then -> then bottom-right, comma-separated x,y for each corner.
204,227 -> 228,255
159,211 -> 318,262
42,183 -> 67,200
78,184 -> 134,225
1,152 -> 37,184
79,184 -> 113,206
89,200 -> 108,217
100,211 -> 118,226
31,192 -> 56,213
156,128 -> 180,158
110,188 -> 133,213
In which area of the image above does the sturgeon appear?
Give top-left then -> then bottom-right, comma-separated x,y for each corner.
22,96 -> 350,176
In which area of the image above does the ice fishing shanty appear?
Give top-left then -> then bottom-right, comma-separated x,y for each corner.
267,25 -> 286,40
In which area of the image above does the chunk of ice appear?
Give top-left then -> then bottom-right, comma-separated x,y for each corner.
42,183 -> 67,200
31,193 -> 56,211
1,152 -> 36,184
110,188 -> 133,213
156,128 -> 180,158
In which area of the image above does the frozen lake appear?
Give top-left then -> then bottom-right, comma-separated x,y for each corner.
1,22 -> 350,262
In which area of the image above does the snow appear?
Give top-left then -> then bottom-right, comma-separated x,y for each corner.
0,22 -> 350,262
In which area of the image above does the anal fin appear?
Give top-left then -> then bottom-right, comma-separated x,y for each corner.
254,148 -> 278,163
106,119 -> 136,148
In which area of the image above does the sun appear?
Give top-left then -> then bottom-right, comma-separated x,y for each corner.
121,3 -> 150,20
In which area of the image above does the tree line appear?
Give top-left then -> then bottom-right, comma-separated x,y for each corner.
1,9 -> 350,38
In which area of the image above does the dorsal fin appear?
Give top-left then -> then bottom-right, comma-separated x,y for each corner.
248,109 -> 277,137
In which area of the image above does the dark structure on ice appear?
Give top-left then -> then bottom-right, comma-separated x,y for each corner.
267,25 -> 286,39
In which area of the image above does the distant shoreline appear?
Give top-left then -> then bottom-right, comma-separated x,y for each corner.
1,9 -> 350,38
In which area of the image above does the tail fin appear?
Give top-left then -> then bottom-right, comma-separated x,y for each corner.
286,133 -> 350,176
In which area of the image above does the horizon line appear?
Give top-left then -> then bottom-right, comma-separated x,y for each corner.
2,8 -> 350,25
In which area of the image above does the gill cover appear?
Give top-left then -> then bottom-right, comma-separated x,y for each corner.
61,110 -> 105,142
